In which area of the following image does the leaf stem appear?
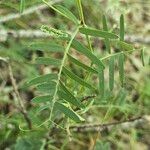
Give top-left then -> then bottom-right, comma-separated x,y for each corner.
76,0 -> 93,52
101,48 -> 142,61
49,27 -> 79,121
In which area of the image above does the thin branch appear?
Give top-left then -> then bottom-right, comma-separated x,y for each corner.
0,57 -> 32,129
8,63 -> 32,129
81,95 -> 96,102
0,0 -> 62,23
69,115 -> 150,133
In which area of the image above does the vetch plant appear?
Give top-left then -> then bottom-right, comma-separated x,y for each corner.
26,0 -> 145,129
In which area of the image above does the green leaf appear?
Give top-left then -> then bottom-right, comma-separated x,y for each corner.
98,68 -> 105,97
102,15 -> 111,53
20,0 -> 25,13
29,42 -> 64,52
32,95 -> 52,103
68,54 -> 98,74
36,82 -> 56,93
141,48 -> 145,66
59,81 -> 85,108
54,102 -> 84,122
109,56 -> 115,91
35,57 -> 61,66
27,74 -> 57,87
54,5 -> 79,24
120,14 -> 124,41
116,89 -> 127,105
79,27 -> 118,39
71,39 -> 105,69
102,15 -> 108,31
63,67 -> 95,90
118,53 -> 125,87
36,105 -> 50,113
117,40 -> 134,51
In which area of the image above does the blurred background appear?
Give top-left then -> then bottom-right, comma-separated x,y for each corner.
0,0 -> 150,149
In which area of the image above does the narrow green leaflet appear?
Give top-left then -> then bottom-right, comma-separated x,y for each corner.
27,74 -> 57,87
35,57 -> 61,66
43,0 -> 79,24
98,68 -> 105,97
36,104 -> 50,113
102,15 -> 111,53
118,53 -> 125,87
102,15 -> 108,31
32,95 -> 52,103
117,40 -> 134,51
109,56 -> 115,91
58,91 -> 84,108
141,48 -> 145,66
63,67 -> 95,90
29,42 -> 64,52
36,82 -> 56,93
67,54 -> 98,74
59,81 -> 85,108
20,0 -> 25,13
120,14 -> 124,41
79,27 -> 118,39
116,89 -> 127,105
71,39 -> 105,69
54,5 -> 79,24
54,102 -> 85,123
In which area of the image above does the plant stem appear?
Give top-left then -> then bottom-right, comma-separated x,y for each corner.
76,0 -> 93,51
101,48 -> 142,61
49,28 -> 79,121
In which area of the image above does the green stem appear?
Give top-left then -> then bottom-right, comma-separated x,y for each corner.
101,48 -> 142,61
76,0 -> 93,52
76,0 -> 85,25
49,28 -> 79,121
43,0 -> 67,18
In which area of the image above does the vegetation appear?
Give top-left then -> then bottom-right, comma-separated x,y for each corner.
0,0 -> 149,149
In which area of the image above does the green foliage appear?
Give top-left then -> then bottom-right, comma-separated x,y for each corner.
109,56 -> 115,91
27,3 -> 142,125
0,0 -> 149,149
20,0 -> 25,13
54,102 -> 84,123
102,15 -> 111,53
118,53 -> 125,87
29,42 -> 64,52
79,27 -> 118,39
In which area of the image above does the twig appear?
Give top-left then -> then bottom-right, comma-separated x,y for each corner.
0,57 -> 32,129
0,0 -> 62,23
81,95 -> 96,102
69,116 -> 150,133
